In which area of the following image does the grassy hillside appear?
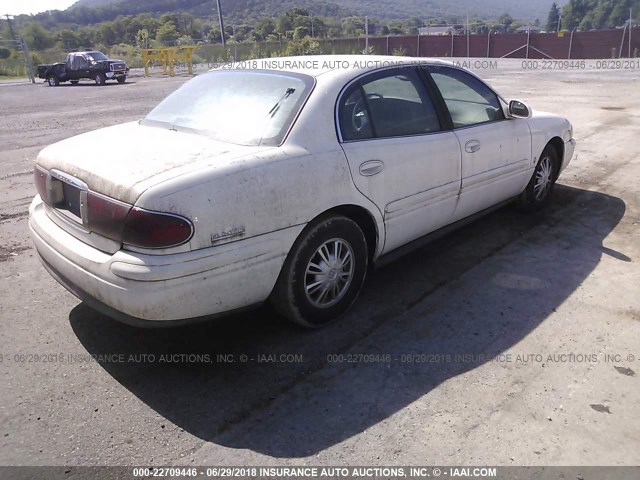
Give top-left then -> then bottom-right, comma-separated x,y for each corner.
69,0 -> 560,23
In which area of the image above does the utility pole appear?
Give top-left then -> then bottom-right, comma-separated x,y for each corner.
629,8 -> 632,58
20,35 -> 35,83
365,16 -> 369,53
466,15 -> 470,57
215,0 -> 226,48
5,14 -> 17,42
5,15 -> 34,83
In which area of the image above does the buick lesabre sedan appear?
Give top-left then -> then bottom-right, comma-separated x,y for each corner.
29,56 -> 575,328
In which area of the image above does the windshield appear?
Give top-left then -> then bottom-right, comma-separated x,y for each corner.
86,51 -> 108,61
142,70 -> 314,146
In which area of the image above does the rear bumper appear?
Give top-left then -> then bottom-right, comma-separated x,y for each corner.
36,252 -> 255,327
29,196 -> 302,324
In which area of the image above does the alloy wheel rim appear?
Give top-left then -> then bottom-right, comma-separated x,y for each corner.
534,156 -> 553,201
304,238 -> 354,308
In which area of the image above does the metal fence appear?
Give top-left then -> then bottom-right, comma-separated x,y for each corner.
331,27 -> 639,59
2,27 -> 638,80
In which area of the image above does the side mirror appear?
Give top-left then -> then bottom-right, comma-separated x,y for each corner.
508,100 -> 531,119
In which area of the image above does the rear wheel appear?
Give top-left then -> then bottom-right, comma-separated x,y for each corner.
271,215 -> 368,328
116,76 -> 126,84
46,75 -> 59,87
519,145 -> 560,211
70,80 -> 79,85
94,73 -> 106,86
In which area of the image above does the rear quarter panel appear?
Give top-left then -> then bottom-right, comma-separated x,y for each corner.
134,145 -> 384,256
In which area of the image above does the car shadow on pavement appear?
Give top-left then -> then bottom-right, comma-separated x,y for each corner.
70,184 -> 625,458
47,82 -> 134,87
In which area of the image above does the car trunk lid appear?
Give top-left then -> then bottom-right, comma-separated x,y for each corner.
35,121 -> 272,252
36,121 -> 271,204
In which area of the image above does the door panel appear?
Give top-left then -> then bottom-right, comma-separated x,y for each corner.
342,133 -> 461,253
338,67 -> 462,254
427,65 -> 533,221
452,120 -> 532,221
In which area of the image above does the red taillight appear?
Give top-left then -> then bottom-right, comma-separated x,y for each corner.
122,207 -> 193,249
86,191 -> 131,241
87,194 -> 192,249
34,166 -> 193,249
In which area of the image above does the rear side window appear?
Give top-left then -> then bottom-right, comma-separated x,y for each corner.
339,68 -> 441,141
339,87 -> 374,141
429,66 -> 504,128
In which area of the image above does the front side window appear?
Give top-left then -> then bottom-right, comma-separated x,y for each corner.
71,55 -> 88,70
142,70 -> 314,146
339,68 -> 441,141
429,66 -> 504,128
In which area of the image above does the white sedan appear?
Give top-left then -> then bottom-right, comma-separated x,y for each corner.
29,56 -> 575,328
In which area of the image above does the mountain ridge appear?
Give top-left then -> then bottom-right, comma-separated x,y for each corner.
69,0 -> 562,23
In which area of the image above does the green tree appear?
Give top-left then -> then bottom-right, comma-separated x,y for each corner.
206,27 -> 221,43
57,29 -> 81,50
286,8 -> 311,19
293,26 -> 311,40
176,35 -> 193,45
136,28 -> 150,48
156,22 -> 179,45
23,22 -> 54,50
254,18 -> 275,40
94,23 -> 117,46
275,14 -> 293,36
562,0 -> 598,29
546,2 -> 561,31
497,13 -> 514,32
284,36 -> 322,55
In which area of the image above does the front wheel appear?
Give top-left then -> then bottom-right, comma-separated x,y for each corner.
94,73 -> 106,86
70,80 -> 79,85
116,76 -> 126,84
271,215 -> 368,328
47,75 -> 59,87
519,145 -> 559,211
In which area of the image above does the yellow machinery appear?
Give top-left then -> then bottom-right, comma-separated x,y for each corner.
141,46 -> 199,77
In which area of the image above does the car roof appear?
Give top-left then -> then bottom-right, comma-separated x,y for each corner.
212,55 -> 456,79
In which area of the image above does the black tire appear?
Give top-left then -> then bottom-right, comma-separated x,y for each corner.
271,214 -> 368,328
70,80 -> 79,85
46,75 -> 59,87
519,145 -> 560,212
95,73 -> 106,86
116,76 -> 126,84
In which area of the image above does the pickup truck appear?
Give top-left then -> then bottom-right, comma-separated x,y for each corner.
37,51 -> 129,86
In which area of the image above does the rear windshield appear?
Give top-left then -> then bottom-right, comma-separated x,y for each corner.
142,70 -> 315,146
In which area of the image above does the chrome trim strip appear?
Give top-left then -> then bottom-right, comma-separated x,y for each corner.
49,169 -> 88,191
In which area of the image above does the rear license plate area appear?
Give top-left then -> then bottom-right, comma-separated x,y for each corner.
59,182 -> 83,218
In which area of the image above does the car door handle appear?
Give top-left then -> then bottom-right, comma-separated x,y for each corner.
359,160 -> 384,176
465,140 -> 481,153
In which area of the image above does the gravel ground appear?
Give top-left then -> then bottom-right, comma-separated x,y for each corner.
0,60 -> 639,468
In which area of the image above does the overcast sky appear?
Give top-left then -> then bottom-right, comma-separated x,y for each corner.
1,0 -> 77,16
